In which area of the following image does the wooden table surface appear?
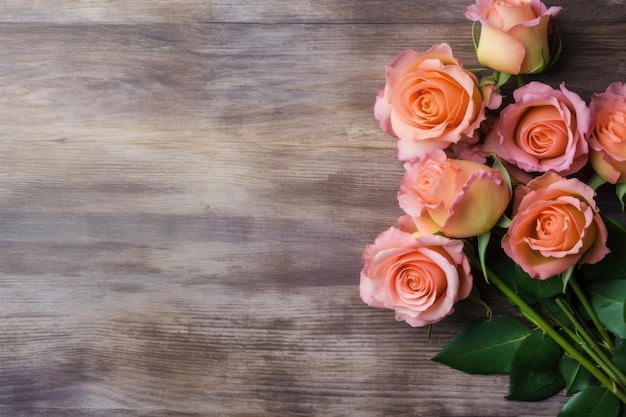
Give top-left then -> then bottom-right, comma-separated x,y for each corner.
0,1 -> 624,416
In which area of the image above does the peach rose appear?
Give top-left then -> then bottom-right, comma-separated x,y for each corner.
465,0 -> 561,75
589,82 -> 626,184
359,220 -> 473,327
397,150 -> 510,238
482,82 -> 590,175
374,43 -> 499,161
502,172 -> 609,280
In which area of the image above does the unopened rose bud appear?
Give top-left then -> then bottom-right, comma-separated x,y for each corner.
465,0 -> 561,75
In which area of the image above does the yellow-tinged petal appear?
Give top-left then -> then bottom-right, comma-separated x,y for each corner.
442,171 -> 511,238
476,24 -> 525,74
508,16 -> 551,73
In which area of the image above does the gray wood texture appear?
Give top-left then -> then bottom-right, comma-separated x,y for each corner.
0,1 -> 624,416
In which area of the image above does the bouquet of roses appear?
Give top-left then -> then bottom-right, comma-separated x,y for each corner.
360,0 -> 626,415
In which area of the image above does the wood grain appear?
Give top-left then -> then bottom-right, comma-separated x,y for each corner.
0,1 -> 625,416
0,1 -> 623,23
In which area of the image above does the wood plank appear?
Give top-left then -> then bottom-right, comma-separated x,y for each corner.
0,0 -> 622,24
0,3 -> 624,416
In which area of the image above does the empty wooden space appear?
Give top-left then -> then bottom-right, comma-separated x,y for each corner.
0,1 -> 624,416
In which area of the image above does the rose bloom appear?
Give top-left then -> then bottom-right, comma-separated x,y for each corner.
360,219 -> 473,327
398,150 -> 510,238
374,43 -> 500,161
482,82 -> 590,175
465,0 -> 561,75
502,172 -> 609,280
589,82 -> 626,184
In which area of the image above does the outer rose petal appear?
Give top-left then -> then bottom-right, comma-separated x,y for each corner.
493,0 -> 536,30
359,271 -> 385,309
481,83 -> 503,110
605,81 -> 626,97
518,172 -> 599,213
374,88 -> 394,135
509,16 -> 551,73
386,46 -> 457,87
442,170 -> 510,238
590,151 -> 623,184
589,82 -> 626,183
502,233 -> 579,279
397,138 -> 450,162
583,215 -> 611,264
476,24 -> 525,75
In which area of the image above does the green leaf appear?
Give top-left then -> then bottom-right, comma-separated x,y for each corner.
545,33 -> 563,71
617,183 -> 626,211
490,153 -> 513,197
539,297 -> 572,327
612,338 -> 626,374
433,315 -> 530,374
562,266 -> 574,293
558,386 -> 620,417
515,264 -> 563,299
589,280 -> 626,338
507,329 -> 565,401
496,214 -> 512,229
588,173 -> 608,191
495,71 -> 511,88
478,231 -> 490,283
471,21 -> 479,55
559,354 -> 594,395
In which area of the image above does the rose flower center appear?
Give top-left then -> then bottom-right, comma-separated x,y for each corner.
413,159 -> 446,203
403,71 -> 468,130
393,256 -> 448,306
524,203 -> 588,255
516,106 -> 569,159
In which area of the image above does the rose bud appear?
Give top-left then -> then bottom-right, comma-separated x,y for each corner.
465,0 -> 561,75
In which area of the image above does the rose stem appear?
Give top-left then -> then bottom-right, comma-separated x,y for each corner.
474,260 -> 626,403
568,276 -> 615,351
545,307 -> 622,383
555,297 -> 626,389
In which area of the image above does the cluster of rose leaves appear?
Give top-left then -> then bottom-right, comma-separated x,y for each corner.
360,0 -> 626,328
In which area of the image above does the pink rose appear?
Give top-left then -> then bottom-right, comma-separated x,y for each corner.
359,221 -> 473,327
589,82 -> 626,184
398,150 -> 510,238
482,82 -> 590,175
502,172 -> 609,280
465,0 -> 561,75
374,43 -> 497,161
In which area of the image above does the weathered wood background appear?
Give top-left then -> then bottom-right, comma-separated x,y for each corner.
0,1 -> 624,416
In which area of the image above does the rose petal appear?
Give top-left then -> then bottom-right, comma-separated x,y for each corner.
476,24 -> 526,75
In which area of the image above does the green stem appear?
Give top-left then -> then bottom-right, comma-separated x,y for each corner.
555,298 -> 626,388
569,276 -> 615,351
476,261 -> 626,403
